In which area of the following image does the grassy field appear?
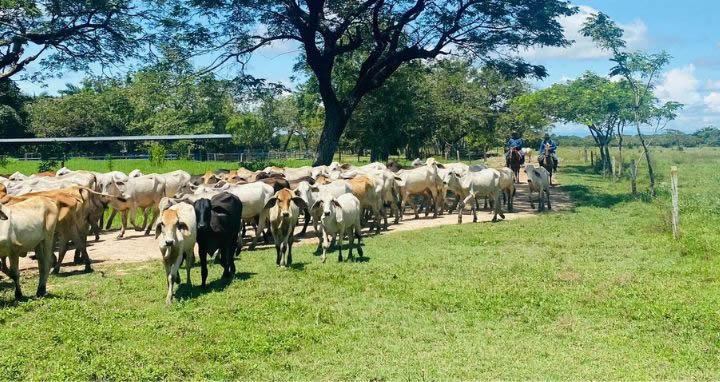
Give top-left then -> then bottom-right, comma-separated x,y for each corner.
1,147 -> 719,379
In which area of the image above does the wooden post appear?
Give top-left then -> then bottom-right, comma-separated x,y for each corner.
590,151 -> 594,167
629,159 -> 638,195
671,166 -> 680,239
583,148 -> 588,163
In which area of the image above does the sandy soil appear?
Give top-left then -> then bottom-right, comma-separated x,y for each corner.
15,168 -> 572,273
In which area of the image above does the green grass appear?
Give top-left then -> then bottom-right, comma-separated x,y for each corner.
1,148 -> 719,379
0,154 -> 420,176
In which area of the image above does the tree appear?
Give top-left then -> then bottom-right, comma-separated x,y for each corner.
582,12 -> 672,196
0,78 -> 29,138
180,0 -> 577,164
527,73 -> 634,174
0,0 -> 165,81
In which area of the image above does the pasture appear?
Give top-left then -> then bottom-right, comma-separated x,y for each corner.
1,148 -> 719,379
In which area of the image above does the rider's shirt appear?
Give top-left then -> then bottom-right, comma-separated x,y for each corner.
539,140 -> 557,153
507,138 -> 524,149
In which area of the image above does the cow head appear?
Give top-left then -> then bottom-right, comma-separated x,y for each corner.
311,195 -> 342,221
107,178 -> 130,200
193,198 -> 212,231
293,181 -> 318,207
155,209 -> 190,248
202,171 -> 220,185
264,189 -> 308,219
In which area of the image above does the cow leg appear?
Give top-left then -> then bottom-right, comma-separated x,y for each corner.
7,255 -> 22,299
337,229 -> 344,262
355,226 -> 364,258
299,209 -> 310,235
145,206 -> 160,235
321,229 -> 331,263
165,263 -> 175,305
275,241 -> 282,267
546,188 -> 552,210
199,249 -> 209,288
185,250 -> 193,286
105,208 -> 118,230
529,189 -> 535,209
348,229 -> 355,260
118,210 -> 128,239
53,236 -> 68,274
250,213 -> 267,250
287,238 -> 293,267
35,238 -> 53,297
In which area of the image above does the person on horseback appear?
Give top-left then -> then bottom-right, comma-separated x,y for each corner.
505,131 -> 525,167
538,133 -> 558,172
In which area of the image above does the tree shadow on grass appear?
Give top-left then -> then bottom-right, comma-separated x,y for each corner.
560,165 -> 639,209
174,271 -> 256,300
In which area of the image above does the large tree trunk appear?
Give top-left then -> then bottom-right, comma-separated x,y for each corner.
314,103 -> 348,166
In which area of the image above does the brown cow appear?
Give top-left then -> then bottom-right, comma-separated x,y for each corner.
1,186 -> 113,273
264,188 -> 307,267
0,196 -> 59,299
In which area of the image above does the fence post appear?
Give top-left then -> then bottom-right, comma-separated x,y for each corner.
670,166 -> 680,239
629,159 -> 638,195
583,148 -> 588,163
590,151 -> 594,167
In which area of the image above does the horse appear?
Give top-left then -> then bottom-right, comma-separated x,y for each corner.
508,148 -> 522,183
540,143 -> 554,185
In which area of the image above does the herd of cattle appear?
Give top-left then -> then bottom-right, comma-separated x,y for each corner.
0,159 -> 553,304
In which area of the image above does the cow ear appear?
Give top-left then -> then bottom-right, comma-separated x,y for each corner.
294,189 -> 301,196
311,200 -> 322,211
310,185 -> 319,192
264,197 -> 277,210
177,222 -> 190,235
292,197 -> 308,210
154,222 -> 163,239
0,208 -> 7,220
332,199 -> 341,208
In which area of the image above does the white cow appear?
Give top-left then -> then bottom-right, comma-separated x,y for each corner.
498,167 -> 516,212
312,193 -> 364,263
107,174 -> 166,238
155,200 -> 196,304
225,182 -> 275,249
451,168 -> 505,223
128,169 -> 143,178
294,180 -> 352,241
524,165 -> 551,211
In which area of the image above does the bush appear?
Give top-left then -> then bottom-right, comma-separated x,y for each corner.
105,154 -> 114,171
148,143 -> 166,167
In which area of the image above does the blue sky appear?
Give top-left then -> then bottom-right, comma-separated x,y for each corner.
17,1 -> 720,136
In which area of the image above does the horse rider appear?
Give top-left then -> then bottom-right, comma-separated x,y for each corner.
538,133 -> 558,172
505,131 -> 525,167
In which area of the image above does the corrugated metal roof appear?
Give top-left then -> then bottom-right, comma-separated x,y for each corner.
0,134 -> 233,143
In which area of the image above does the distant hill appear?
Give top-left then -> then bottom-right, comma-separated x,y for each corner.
555,127 -> 720,148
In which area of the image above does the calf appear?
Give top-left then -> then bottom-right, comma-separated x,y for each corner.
155,201 -> 196,304
193,192 -> 243,287
524,165 -> 551,211
312,193 -> 364,263
264,188 -> 307,267
107,174 -> 165,237
0,196 -> 58,299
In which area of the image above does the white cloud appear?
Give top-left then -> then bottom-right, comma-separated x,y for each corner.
655,64 -> 702,105
521,5 -> 647,60
706,79 -> 720,90
704,92 -> 720,113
